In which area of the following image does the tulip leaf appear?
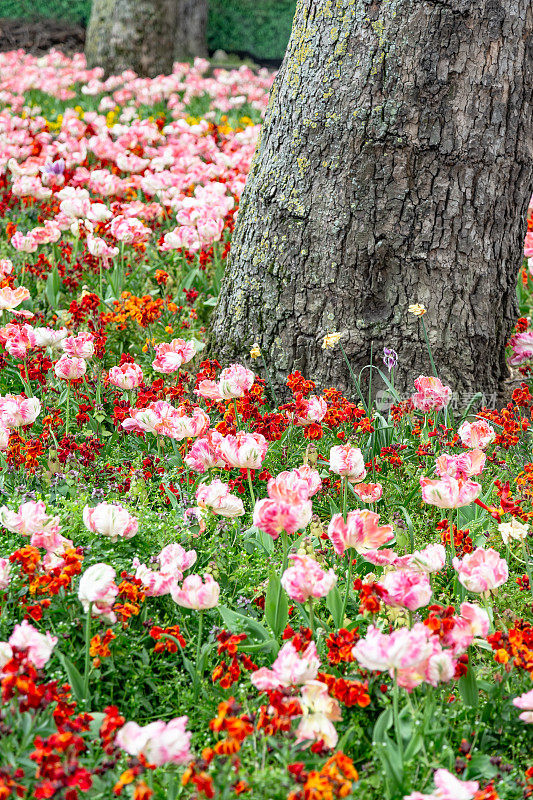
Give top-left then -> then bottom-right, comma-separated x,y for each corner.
265,570 -> 288,639
458,662 -> 479,708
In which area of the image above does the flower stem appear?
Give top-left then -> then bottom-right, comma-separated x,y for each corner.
392,671 -> 404,763
83,602 -> 92,705
65,383 -> 70,436
342,477 -> 348,522
340,552 -> 354,623
246,467 -> 256,506
233,398 -> 241,430
281,530 -> 290,573
194,610 -> 204,702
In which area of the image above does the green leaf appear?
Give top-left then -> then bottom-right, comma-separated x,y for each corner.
372,707 -> 392,745
265,570 -> 288,638
458,662 -> 479,708
57,652 -> 86,704
218,606 -> 277,653
326,585 -> 344,628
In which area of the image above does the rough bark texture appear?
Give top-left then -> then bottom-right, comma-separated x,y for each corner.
210,0 -> 533,405
85,0 -> 207,77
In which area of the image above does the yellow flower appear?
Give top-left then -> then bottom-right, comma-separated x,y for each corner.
322,331 -> 342,349
250,343 -> 261,359
408,303 -> 427,316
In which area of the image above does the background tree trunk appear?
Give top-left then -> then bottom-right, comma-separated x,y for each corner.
210,0 -> 533,406
85,0 -> 207,77
174,0 -> 208,62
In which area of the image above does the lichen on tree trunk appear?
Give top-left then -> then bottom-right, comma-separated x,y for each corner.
210,0 -> 533,405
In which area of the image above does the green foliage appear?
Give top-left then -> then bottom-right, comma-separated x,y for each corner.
0,0 -> 296,61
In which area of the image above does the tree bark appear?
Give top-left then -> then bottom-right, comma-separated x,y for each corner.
85,0 -> 207,77
210,0 -> 533,406
174,0 -> 208,62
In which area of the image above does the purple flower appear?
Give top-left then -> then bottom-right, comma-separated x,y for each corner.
42,159 -> 65,176
383,347 -> 398,372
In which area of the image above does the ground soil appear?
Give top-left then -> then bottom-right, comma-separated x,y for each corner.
0,17 -> 86,55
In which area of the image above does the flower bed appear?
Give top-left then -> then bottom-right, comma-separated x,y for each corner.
0,49 -> 531,800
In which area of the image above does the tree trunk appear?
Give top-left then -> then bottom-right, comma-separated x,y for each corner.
85,0 -> 207,77
210,0 -> 533,406
174,0 -> 208,62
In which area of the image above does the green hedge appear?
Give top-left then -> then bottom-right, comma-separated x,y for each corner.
0,0 -> 295,61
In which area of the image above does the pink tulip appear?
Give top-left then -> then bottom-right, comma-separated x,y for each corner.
329,444 -> 367,483
0,286 -> 31,312
267,470 -> 311,504
444,602 -> 490,654
296,680 -> 342,749
184,430 -> 226,472
116,716 -> 191,765
62,332 -> 95,359
0,259 -> 13,278
78,563 -> 119,622
54,354 -> 87,380
195,363 -> 254,400
0,500 -> 60,537
292,465 -> 322,497
217,431 -> 268,469
195,479 -> 245,518
281,554 -> 337,603
457,419 -> 495,449
152,338 -> 197,373
123,402 -> 209,440
508,330 -> 533,365
8,621 -> 57,669
83,502 -> 139,542
513,689 -> 533,723
0,323 -> 36,356
453,547 -> 508,593
158,542 -> 197,575
0,395 -> 41,428
411,375 -> 452,412
404,768 -> 479,800
108,362 -> 144,390
0,558 -> 11,590
435,450 -> 486,479
251,640 -> 320,690
253,497 -> 312,539
296,395 -> 328,425
86,234 -> 119,259
171,573 -> 220,609
420,475 -> 481,508
352,482 -> 383,503
327,509 -> 394,556
398,543 -> 446,574
378,569 -> 432,611
353,624 -> 455,691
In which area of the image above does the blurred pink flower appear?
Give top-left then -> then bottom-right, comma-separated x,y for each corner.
404,768 -> 479,800
8,621 -> 57,669
62,332 -> 95,359
513,688 -> 533,723
218,430 -> 268,469
435,450 -> 486,479
116,716 -> 191,765
253,497 -> 312,539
